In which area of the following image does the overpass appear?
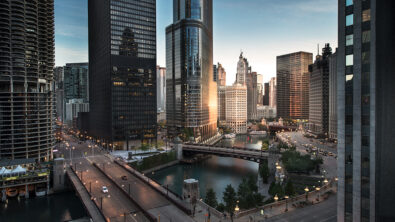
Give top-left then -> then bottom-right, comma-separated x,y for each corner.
182,144 -> 271,163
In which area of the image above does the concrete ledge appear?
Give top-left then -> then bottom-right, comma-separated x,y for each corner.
142,160 -> 179,174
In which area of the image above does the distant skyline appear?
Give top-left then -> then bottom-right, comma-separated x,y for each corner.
55,0 -> 337,84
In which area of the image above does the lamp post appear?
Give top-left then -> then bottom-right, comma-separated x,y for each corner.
234,201 -> 240,222
304,187 -> 309,202
274,194 -> 279,202
284,195 -> 289,212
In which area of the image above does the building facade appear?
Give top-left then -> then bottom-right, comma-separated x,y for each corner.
217,86 -> 226,126
217,63 -> 226,86
269,77 -> 277,108
235,52 -> 250,85
54,67 -> 64,122
257,106 -> 277,119
88,0 -> 157,149
247,72 -> 258,120
157,66 -> 166,112
337,0 -> 395,221
308,44 -> 332,136
166,0 -> 217,142
65,99 -> 89,126
263,82 -> 270,106
277,52 -> 312,120
328,52 -> 337,140
0,0 -> 55,162
225,84 -> 247,134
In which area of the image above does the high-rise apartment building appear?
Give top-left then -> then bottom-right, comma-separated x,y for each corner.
217,63 -> 226,86
328,51 -> 337,140
247,72 -> 258,120
166,0 -> 217,142
157,66 -> 166,112
277,52 -> 312,120
338,0 -> 395,221
308,44 -> 332,136
269,77 -> 277,108
0,0 -> 55,161
88,0 -> 157,149
226,84 -> 247,134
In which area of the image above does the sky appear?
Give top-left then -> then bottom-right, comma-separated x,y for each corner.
55,0 -> 338,84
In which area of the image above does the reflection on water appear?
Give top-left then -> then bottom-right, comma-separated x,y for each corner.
0,192 -> 87,222
150,135 -> 268,202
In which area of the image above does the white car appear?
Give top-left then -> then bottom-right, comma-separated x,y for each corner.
102,186 -> 108,193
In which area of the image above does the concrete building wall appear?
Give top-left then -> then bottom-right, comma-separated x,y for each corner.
225,84 -> 247,134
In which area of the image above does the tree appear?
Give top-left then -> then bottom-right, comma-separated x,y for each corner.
284,180 -> 295,196
205,188 -> 218,208
259,161 -> 270,184
216,203 -> 225,212
268,182 -> 284,198
140,143 -> 150,151
223,184 -> 237,216
237,177 -> 263,209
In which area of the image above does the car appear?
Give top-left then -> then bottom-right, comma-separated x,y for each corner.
121,175 -> 127,180
102,186 -> 108,193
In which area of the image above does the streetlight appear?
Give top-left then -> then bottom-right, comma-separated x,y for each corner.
89,145 -> 93,156
304,187 -> 309,202
323,178 -> 329,185
315,187 -> 321,201
284,195 -> 289,212
274,194 -> 279,202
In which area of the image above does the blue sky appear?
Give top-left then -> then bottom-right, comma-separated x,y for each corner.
55,0 -> 337,84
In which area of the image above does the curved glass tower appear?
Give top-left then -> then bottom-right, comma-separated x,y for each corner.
0,0 -> 55,161
166,0 -> 217,142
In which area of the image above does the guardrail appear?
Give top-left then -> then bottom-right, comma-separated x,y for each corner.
91,162 -> 157,222
114,160 -> 192,215
197,199 -> 224,219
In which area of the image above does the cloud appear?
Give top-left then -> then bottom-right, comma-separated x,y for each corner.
55,46 -> 88,67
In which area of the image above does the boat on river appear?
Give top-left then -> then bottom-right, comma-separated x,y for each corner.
249,131 -> 267,135
224,133 -> 236,139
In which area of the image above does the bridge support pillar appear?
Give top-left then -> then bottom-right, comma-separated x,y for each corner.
25,184 -> 29,199
174,137 -> 183,160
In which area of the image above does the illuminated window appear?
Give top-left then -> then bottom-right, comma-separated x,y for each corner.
346,35 -> 353,46
362,9 -> 371,22
346,14 -> 354,26
346,55 -> 354,66
362,31 -> 371,43
346,0 -> 353,6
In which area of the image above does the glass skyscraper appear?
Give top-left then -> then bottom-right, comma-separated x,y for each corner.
338,0 -> 395,221
166,0 -> 217,142
88,0 -> 157,149
0,0 -> 55,161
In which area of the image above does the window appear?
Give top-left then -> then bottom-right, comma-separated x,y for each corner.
346,55 -> 354,66
362,52 -> 370,64
346,14 -> 354,26
362,31 -> 371,43
346,0 -> 353,6
346,34 -> 353,46
362,9 -> 371,22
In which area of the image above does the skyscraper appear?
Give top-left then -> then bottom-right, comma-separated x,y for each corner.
0,0 -> 55,161
308,44 -> 332,136
338,0 -> 395,221
269,77 -> 277,108
157,66 -> 166,112
235,52 -> 250,85
217,86 -> 226,126
213,64 -> 218,82
88,0 -> 157,149
328,51 -> 337,141
217,63 -> 226,86
277,52 -> 312,120
257,74 -> 263,106
54,67 -> 64,122
166,0 -> 217,142
247,72 -> 258,120
263,82 -> 270,106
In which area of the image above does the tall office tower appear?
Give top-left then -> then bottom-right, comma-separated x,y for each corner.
247,72 -> 258,120
54,67 -> 64,122
257,74 -> 263,105
328,51 -> 337,140
338,1 -> 395,221
277,52 -> 312,120
226,84 -> 247,134
308,44 -> 332,136
263,82 -> 270,106
63,63 -> 89,122
235,52 -> 250,85
156,66 -> 166,112
166,0 -> 217,142
0,0 -> 55,161
217,86 -> 226,126
88,0 -> 157,149
269,77 -> 277,108
213,64 -> 218,82
217,63 -> 226,86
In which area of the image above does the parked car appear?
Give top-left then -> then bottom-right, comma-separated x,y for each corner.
102,186 -> 108,193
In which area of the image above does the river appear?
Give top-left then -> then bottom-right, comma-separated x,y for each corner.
149,135 -> 268,202
0,192 -> 88,222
